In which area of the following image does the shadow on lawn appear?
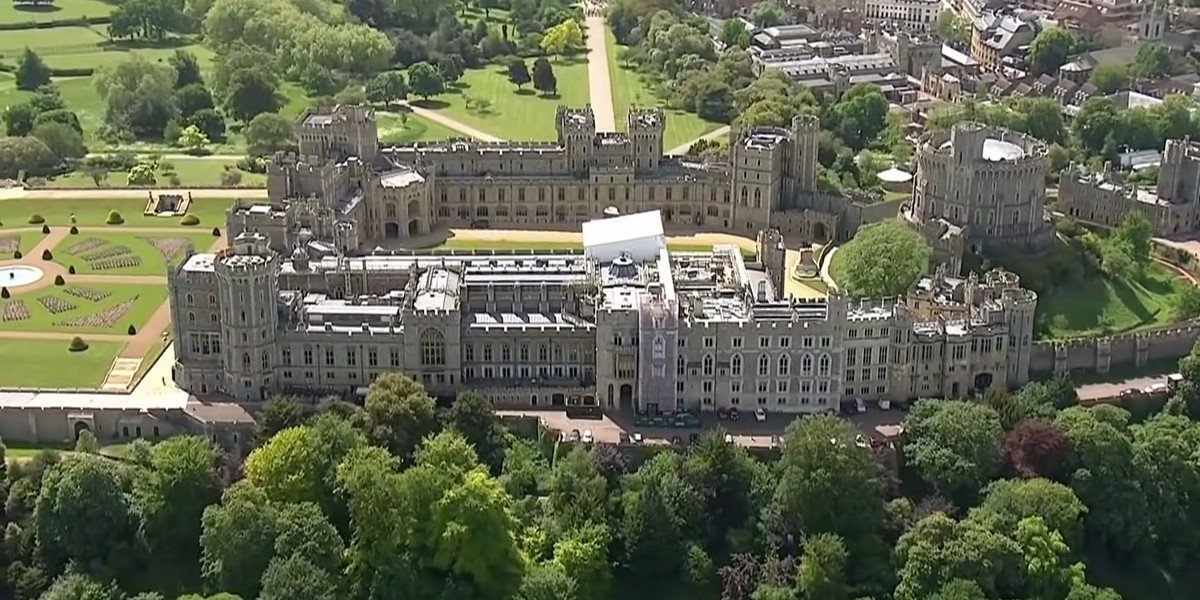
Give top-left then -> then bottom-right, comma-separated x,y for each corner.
412,99 -> 451,110
13,3 -> 63,12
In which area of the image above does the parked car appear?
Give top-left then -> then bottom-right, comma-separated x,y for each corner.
1144,382 -> 1170,396
877,399 -> 892,410
729,407 -> 741,421
716,407 -> 729,420
632,431 -> 644,444
564,429 -> 580,442
855,399 -> 867,413
581,429 -> 594,443
755,407 -> 767,422
724,433 -> 734,444
770,434 -> 782,448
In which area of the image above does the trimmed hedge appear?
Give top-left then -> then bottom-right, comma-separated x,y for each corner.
180,213 -> 200,226
41,224 -> 49,234
0,16 -> 112,31
69,336 -> 88,352
41,249 -> 52,260
0,287 -> 7,299
54,274 -> 65,285
28,214 -> 44,224
106,210 -> 124,225
68,265 -> 76,274
69,225 -> 78,234
127,324 -> 137,335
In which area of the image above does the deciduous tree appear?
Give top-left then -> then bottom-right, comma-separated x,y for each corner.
361,373 -> 437,461
904,400 -> 1003,500
829,220 -> 931,297
16,48 -> 51,91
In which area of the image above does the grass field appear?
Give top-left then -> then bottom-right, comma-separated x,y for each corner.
420,57 -> 592,140
0,338 -> 123,388
0,0 -> 116,23
0,25 -> 107,53
1036,263 -> 1183,339
45,158 -> 267,188
0,197 -> 233,227
0,282 -> 167,334
0,231 -> 38,253
377,110 -> 464,144
53,231 -> 217,275
605,28 -> 724,151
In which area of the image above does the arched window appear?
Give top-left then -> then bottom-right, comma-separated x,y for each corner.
421,328 -> 445,366
731,353 -> 742,377
652,335 -> 665,359
408,199 -> 421,219
758,353 -> 770,377
188,312 -> 195,323
153,426 -> 160,437
740,187 -> 748,204
122,426 -> 129,437
801,353 -> 813,376
778,354 -> 790,377
209,294 -> 216,304
185,293 -> 194,305
702,353 -> 714,377
754,188 -> 762,208
242,352 -> 251,368
385,202 -> 397,218
677,354 -> 686,376
261,351 -> 269,369
818,353 -> 831,376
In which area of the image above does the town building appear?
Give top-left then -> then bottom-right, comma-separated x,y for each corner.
970,8 -> 1041,70
167,107 -> 1043,409
1058,139 -> 1200,236
862,0 -> 940,32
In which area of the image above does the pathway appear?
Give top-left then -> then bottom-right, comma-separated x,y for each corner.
585,10 -> 617,131
0,188 -> 268,200
399,102 -> 504,142
667,125 -> 731,155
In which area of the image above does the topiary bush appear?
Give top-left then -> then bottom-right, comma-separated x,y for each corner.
180,213 -> 200,226
106,210 -> 124,225
68,265 -> 75,274
212,227 -> 220,236
41,225 -> 49,234
28,214 -> 44,224
0,287 -> 8,299
69,225 -> 78,235
54,274 -> 64,285
69,336 -> 88,352
127,324 -> 137,335
13,251 -> 21,259
41,249 -> 52,260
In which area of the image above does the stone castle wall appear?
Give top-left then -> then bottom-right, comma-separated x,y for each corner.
1030,322 -> 1200,375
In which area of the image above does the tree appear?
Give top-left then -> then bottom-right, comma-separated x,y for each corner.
1089,63 -> 1129,94
507,59 -> 531,90
720,20 -> 751,49
108,0 -> 182,41
548,446 -> 609,531
750,1 -> 788,26
1131,413 -> 1200,567
682,429 -> 762,554
935,10 -> 970,45
798,533 -> 849,600
532,57 -> 557,96
171,50 -> 204,87
552,523 -> 611,600
362,373 -> 437,461
540,18 -> 583,59
1072,97 -> 1118,155
94,56 -> 179,139
133,435 -> 220,575
1029,27 -> 1075,76
829,219 -> 931,297
437,54 -> 464,85
904,400 -> 1003,500
243,113 -> 295,156
38,573 -> 122,600
174,83 -> 215,118
35,454 -> 140,575
365,71 -> 409,105
201,483 -> 282,599
969,478 -> 1085,540
446,391 -> 507,470
621,453 -> 698,580
16,48 -> 51,91
259,555 -> 339,600
32,122 -> 86,160
516,563 -> 577,600
244,414 -> 364,524
256,395 -> 313,442
127,163 -> 157,185
407,61 -> 445,100
185,108 -> 227,143
894,513 -> 1021,600
830,84 -> 889,149
1172,284 -> 1200,320
1132,43 -> 1171,79
1001,420 -> 1069,478
74,430 -> 99,454
0,135 -> 61,179
222,68 -> 280,122
177,124 -> 209,151
34,108 -> 82,135
1012,97 -> 1065,144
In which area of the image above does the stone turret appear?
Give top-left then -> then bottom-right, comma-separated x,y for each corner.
214,233 -> 280,400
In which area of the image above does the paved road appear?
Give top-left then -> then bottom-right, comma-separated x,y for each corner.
585,12 -> 617,132
666,125 -> 731,155
1077,372 -> 1175,401
400,102 -> 503,142
0,188 -> 267,199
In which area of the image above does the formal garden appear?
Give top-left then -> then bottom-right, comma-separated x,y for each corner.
0,196 -> 231,388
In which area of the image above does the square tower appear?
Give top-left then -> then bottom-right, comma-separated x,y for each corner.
556,105 -> 596,174
627,107 -> 665,172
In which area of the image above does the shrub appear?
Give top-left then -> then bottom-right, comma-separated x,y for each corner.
180,213 -> 200,226
0,287 -> 7,299
106,210 -> 124,225
69,225 -> 78,234
28,214 -> 44,224
68,265 -> 75,274
13,250 -> 21,259
68,336 -> 88,352
54,274 -> 64,285
41,224 -> 49,234
127,324 -> 137,335
41,249 -> 52,260
212,227 -> 220,236
219,168 -> 243,186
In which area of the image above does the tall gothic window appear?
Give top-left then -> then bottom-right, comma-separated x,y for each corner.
778,354 -> 790,377
731,353 -> 742,377
421,329 -> 445,367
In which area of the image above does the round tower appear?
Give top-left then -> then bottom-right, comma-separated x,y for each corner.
215,233 -> 280,401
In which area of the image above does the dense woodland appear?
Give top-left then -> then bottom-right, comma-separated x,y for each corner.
6,347 -> 1200,600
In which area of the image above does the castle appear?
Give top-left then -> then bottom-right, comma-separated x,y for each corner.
1058,139 -> 1200,236
166,107 -> 1041,409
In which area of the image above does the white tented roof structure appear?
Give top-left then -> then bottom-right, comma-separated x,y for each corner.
582,210 -> 666,263
877,166 -> 913,183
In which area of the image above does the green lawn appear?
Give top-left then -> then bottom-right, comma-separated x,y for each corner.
53,231 -> 217,275
0,196 -> 234,227
46,158 -> 266,188
420,57 -> 592,140
1036,263 -> 1183,339
605,27 -> 723,151
377,110 -> 465,144
0,25 -> 107,54
0,230 -> 39,253
0,283 -> 167,334
0,0 -> 116,23
0,338 -> 122,388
